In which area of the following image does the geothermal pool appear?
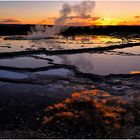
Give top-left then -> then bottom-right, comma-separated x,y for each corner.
0,35 -> 140,76
42,52 -> 140,75
0,35 -> 140,138
0,35 -> 132,52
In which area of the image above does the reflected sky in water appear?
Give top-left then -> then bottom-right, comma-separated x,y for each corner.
45,52 -> 140,75
0,70 -> 28,79
0,35 -> 136,52
0,35 -> 140,75
0,56 -> 51,68
0,37 -> 31,52
114,45 -> 140,55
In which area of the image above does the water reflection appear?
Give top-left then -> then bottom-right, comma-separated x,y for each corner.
0,36 -> 32,52
0,35 -> 128,53
31,35 -> 126,51
0,56 -> 52,68
114,46 -> 140,55
42,89 -> 140,138
0,70 -> 28,79
71,35 -> 123,44
46,53 -> 140,75
1,35 -> 140,75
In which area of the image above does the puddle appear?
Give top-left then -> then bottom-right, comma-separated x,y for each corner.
0,37 -> 33,52
30,35 -> 126,50
45,53 -> 140,75
0,70 -> 28,79
0,56 -> 52,68
34,68 -> 74,77
114,45 -> 140,55
0,35 -> 134,53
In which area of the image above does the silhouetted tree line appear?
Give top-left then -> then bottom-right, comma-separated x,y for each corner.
0,24 -> 139,36
62,25 -> 140,36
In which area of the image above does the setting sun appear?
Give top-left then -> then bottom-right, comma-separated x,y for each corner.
0,1 -> 140,139
0,1 -> 140,26
96,18 -> 122,25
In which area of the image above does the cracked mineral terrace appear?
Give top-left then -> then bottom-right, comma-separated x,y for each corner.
0,35 -> 140,138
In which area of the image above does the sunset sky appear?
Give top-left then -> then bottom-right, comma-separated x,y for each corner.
0,1 -> 140,26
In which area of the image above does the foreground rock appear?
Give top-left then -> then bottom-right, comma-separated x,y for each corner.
0,71 -> 140,138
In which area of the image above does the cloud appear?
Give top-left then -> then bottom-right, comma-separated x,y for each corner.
91,17 -> 101,21
47,17 -> 56,20
41,20 -> 46,23
0,18 -> 20,24
67,21 -> 90,26
63,16 -> 101,26
68,15 -> 91,20
117,20 -> 139,25
135,16 -> 140,19
39,17 -> 57,24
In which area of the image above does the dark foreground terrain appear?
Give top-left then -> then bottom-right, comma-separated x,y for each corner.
0,51 -> 140,138
0,70 -> 140,138
0,25 -> 140,138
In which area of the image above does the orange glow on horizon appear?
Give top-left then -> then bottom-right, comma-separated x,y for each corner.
17,17 -> 139,26
94,18 -> 122,25
0,1 -> 139,26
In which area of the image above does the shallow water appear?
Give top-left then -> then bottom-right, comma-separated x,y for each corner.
0,70 -> 28,79
0,35 -> 131,52
39,52 -> 140,75
34,68 -> 74,77
0,37 -> 32,52
0,35 -> 140,76
0,56 -> 52,68
114,45 -> 140,55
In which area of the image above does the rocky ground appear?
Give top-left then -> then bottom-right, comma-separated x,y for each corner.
0,66 -> 140,138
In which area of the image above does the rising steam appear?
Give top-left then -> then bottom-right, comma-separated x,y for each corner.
27,1 -> 96,39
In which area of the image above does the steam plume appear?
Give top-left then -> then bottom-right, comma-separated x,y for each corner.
27,1 -> 95,39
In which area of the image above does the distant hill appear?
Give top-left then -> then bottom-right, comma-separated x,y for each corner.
0,24 -> 140,36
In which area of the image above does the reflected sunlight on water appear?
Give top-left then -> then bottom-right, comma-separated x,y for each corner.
0,35 -> 128,52
0,34 -> 140,75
